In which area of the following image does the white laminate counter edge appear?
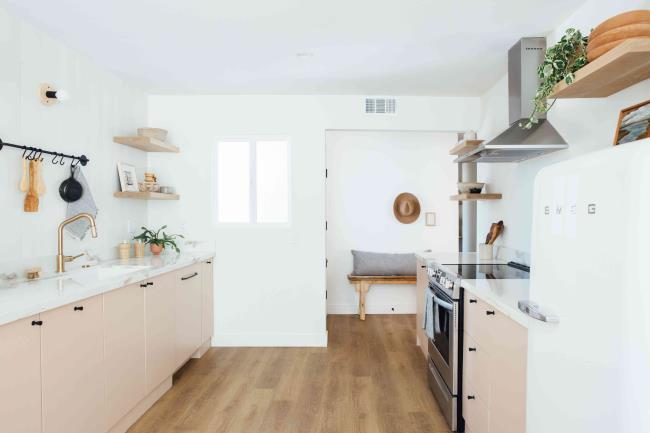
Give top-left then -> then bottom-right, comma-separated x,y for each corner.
0,251 -> 215,327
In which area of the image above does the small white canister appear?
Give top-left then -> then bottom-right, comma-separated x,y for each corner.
479,243 -> 493,260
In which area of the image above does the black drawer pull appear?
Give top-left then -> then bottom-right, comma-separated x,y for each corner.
147,282 -> 154,286
140,283 -> 147,288
206,261 -> 212,264
420,265 -> 426,269
181,272 -> 199,281
74,306 -> 84,311
31,320 -> 43,326
469,299 -> 477,304
468,347 -> 477,352
486,310 -> 495,316
467,395 -> 475,400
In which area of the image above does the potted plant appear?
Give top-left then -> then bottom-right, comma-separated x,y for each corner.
523,28 -> 589,129
133,225 -> 184,255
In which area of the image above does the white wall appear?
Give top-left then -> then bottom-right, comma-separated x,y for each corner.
325,130 -> 458,314
477,0 -> 650,253
0,4 -> 148,274
147,95 -> 480,346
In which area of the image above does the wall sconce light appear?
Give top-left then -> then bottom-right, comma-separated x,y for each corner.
39,83 -> 70,106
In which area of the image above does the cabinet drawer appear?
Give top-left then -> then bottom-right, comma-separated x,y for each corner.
463,380 -> 489,433
464,293 -> 496,348
463,331 -> 491,407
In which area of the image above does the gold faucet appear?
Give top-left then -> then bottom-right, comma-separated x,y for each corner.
56,213 -> 98,273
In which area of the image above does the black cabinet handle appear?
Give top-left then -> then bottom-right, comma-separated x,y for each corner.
420,265 -> 426,269
31,320 -> 43,326
467,396 -> 475,400
74,306 -> 84,311
147,282 -> 154,286
469,299 -> 477,304
486,310 -> 495,316
206,261 -> 212,264
140,283 -> 147,288
181,272 -> 199,281
468,347 -> 477,352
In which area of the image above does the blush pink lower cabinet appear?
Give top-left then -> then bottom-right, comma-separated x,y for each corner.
463,292 -> 528,433
175,264 -> 203,368
0,315 -> 42,433
145,272 -> 176,393
104,283 -> 146,428
201,259 -> 214,345
41,295 -> 106,433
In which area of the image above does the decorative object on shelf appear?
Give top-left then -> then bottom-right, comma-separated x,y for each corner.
118,241 -> 131,260
139,181 -> 160,192
457,182 -> 485,194
425,212 -> 436,227
133,240 -> 145,258
65,165 -> 98,240
159,186 -> 175,194
485,221 -> 504,245
144,172 -> 157,183
0,137 -> 89,166
524,28 -> 589,128
137,128 -> 168,141
39,83 -> 70,106
24,161 -> 39,212
116,161 -> 139,192
587,10 -> 650,62
614,99 -> 650,145
393,192 -> 420,224
133,225 -> 184,255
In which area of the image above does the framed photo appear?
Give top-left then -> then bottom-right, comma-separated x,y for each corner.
117,162 -> 139,192
614,99 -> 650,146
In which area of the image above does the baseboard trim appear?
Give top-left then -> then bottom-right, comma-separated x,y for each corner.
213,331 -> 328,347
327,303 -> 416,315
106,376 -> 172,433
191,339 -> 212,359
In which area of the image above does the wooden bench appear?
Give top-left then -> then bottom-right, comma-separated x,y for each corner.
347,274 -> 417,320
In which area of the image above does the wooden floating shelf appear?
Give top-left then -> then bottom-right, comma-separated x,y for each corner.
113,136 -> 179,153
450,193 -> 502,201
113,191 -> 180,200
550,38 -> 650,99
449,140 -> 484,156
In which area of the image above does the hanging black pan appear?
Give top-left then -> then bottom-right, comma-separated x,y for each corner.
59,165 -> 83,202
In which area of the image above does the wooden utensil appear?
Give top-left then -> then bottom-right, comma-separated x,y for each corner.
19,157 -> 28,192
487,221 -> 504,245
35,160 -> 46,196
24,161 -> 39,212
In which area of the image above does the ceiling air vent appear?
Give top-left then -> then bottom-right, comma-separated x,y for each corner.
365,97 -> 396,114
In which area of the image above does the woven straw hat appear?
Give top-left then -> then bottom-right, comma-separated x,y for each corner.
393,192 -> 420,224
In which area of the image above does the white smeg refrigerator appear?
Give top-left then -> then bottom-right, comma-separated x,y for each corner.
525,138 -> 650,433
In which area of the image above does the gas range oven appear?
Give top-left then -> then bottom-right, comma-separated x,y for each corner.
425,260 -> 529,431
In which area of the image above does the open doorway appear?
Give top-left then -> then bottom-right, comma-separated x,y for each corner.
325,130 -> 458,316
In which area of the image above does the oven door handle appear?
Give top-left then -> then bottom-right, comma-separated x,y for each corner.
433,294 -> 454,311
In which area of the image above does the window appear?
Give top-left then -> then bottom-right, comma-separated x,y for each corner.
214,137 -> 290,224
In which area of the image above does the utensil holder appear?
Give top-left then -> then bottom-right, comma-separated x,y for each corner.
479,243 -> 493,260
118,242 -> 131,260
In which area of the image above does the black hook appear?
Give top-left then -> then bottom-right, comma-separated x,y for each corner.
59,154 -> 66,165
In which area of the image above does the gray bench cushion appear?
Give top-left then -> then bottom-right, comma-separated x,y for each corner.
351,250 -> 416,276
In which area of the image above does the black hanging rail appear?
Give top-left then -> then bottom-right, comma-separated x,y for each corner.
0,137 -> 89,166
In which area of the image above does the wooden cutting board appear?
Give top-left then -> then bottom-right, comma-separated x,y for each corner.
590,10 -> 650,41
588,24 -> 650,61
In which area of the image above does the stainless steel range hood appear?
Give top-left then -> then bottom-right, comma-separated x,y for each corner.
455,37 -> 568,164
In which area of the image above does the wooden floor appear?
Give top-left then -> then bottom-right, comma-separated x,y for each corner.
128,315 -> 450,433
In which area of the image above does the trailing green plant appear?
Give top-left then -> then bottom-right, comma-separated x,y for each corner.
133,225 -> 184,253
523,28 -> 589,129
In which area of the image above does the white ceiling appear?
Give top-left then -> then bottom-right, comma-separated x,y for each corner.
3,0 -> 586,95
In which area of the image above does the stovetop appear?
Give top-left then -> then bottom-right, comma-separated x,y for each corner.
444,262 -> 530,280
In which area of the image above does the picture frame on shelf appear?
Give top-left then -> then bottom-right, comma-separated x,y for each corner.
614,99 -> 650,146
116,162 -> 139,192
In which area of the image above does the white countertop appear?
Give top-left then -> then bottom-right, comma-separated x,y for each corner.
0,250 -> 214,327
460,278 -> 530,328
418,250 -> 530,328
